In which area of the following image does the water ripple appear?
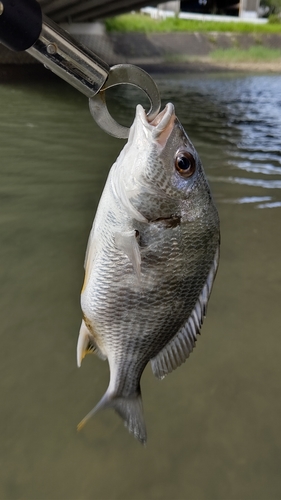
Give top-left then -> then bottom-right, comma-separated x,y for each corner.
157,74 -> 281,208
257,201 -> 281,209
223,196 -> 272,204
210,176 -> 281,189
228,161 -> 281,175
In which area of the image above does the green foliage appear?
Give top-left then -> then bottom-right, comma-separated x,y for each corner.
105,13 -> 281,34
268,13 -> 281,22
211,45 -> 281,61
261,0 -> 281,14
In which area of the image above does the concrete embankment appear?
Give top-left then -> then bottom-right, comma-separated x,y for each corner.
1,31 -> 281,72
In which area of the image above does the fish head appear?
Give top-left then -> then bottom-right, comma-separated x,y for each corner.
116,102 -> 215,223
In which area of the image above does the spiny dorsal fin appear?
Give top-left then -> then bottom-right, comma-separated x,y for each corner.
77,320 -> 106,367
151,245 -> 220,379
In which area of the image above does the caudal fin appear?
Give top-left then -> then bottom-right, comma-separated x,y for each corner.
77,390 -> 147,444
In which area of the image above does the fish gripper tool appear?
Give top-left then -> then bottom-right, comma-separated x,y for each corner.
0,0 -> 161,138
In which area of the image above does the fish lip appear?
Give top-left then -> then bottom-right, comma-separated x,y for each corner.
136,103 -> 176,146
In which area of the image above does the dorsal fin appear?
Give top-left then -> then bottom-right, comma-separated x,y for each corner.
151,246 -> 220,379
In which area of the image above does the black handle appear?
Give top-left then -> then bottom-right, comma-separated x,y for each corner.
0,0 -> 42,51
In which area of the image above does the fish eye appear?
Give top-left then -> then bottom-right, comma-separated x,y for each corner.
175,150 -> 196,178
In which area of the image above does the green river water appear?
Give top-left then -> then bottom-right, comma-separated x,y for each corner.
0,66 -> 281,500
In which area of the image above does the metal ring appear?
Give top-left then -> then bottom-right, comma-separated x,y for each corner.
89,64 -> 161,139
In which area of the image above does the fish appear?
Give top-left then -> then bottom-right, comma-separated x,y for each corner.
77,102 -> 220,444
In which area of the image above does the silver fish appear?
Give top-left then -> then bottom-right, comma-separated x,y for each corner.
77,103 -> 220,444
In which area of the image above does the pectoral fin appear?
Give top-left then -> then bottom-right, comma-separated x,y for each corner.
77,320 -> 106,367
115,230 -> 141,279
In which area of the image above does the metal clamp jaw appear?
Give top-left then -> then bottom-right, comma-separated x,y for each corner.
0,0 -> 161,138
89,64 -> 161,139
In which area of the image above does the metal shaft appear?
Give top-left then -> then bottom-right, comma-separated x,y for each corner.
0,0 -> 109,97
28,15 -> 109,98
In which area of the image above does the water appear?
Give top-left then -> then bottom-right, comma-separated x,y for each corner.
0,66 -> 281,500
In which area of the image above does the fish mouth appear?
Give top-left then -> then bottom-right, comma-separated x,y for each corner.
136,103 -> 176,147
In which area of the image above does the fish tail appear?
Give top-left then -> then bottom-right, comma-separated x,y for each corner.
77,389 -> 147,445
111,392 -> 147,445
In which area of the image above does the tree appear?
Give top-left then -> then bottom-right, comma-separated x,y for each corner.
260,0 -> 281,14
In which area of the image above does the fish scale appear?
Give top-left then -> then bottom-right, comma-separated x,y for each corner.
77,102 -> 220,443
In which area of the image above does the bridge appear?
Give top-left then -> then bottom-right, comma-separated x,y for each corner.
38,0 -> 159,22
37,1 -> 261,24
